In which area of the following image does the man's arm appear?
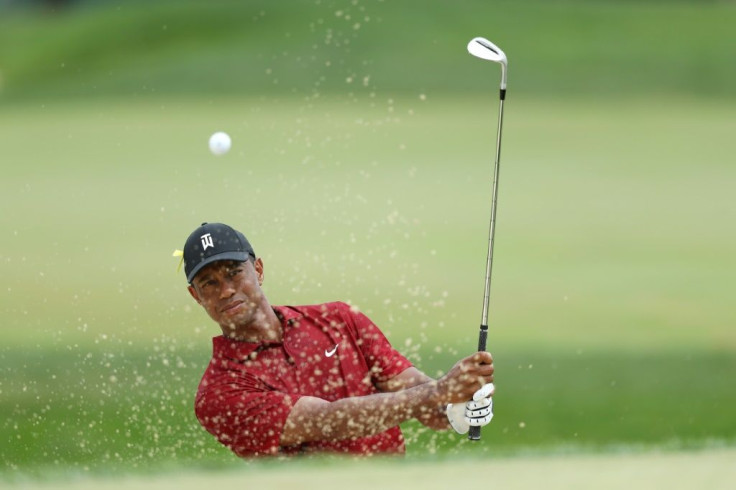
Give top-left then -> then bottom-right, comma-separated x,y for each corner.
375,367 -> 450,430
375,366 -> 434,391
281,382 -> 439,446
281,352 -> 493,446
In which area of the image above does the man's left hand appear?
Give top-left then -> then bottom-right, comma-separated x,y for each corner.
446,383 -> 494,434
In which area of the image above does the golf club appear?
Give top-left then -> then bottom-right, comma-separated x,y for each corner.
466,36 -> 508,441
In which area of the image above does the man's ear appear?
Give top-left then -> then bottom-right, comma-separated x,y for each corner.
254,257 -> 264,286
188,284 -> 202,304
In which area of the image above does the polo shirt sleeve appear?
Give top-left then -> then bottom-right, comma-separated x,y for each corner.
195,368 -> 301,457
339,303 -> 413,383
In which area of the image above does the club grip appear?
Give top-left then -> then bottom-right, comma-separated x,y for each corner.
468,425 -> 482,440
476,326 -> 488,351
468,325 -> 489,441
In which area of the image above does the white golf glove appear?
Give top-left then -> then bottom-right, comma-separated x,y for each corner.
446,383 -> 494,434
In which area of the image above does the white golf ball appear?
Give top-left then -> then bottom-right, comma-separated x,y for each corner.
208,131 -> 231,156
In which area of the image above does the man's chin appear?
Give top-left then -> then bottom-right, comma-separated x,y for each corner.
218,316 -> 245,334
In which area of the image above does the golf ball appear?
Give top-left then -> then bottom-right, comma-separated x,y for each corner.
208,131 -> 231,156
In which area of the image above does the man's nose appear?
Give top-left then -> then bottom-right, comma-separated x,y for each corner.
219,278 -> 236,298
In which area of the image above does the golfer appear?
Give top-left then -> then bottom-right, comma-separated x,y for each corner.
182,222 -> 495,457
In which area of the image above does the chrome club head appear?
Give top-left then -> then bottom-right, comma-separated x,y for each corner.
467,37 -> 507,90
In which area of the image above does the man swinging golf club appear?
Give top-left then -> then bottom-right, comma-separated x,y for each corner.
181,222 -> 495,457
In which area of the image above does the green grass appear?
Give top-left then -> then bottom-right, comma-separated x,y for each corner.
1,0 -> 735,101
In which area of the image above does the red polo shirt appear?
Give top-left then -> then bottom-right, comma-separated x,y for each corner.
195,302 -> 413,457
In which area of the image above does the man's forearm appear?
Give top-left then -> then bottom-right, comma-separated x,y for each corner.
377,367 -> 450,431
281,381 -> 442,445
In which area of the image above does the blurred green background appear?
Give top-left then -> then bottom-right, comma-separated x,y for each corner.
1,0 -> 735,480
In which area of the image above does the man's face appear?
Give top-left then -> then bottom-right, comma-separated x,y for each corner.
187,259 -> 265,333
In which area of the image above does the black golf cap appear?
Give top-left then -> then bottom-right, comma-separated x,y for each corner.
183,222 -> 256,283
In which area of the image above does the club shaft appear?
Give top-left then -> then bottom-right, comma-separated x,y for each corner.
480,96 -> 504,327
469,92 -> 505,442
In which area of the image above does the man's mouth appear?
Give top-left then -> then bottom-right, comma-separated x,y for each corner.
221,300 -> 244,314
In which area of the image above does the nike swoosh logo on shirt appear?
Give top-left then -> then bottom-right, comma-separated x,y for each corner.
325,345 -> 338,357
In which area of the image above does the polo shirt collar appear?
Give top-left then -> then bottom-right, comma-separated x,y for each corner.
272,305 -> 304,325
212,306 -> 302,360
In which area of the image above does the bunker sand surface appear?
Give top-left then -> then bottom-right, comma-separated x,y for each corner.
13,448 -> 736,490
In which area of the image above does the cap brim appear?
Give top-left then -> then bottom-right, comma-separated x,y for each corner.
186,251 -> 249,283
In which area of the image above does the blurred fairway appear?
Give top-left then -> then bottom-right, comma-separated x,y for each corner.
1,0 -> 736,482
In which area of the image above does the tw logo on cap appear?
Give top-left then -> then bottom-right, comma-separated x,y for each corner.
200,233 -> 214,250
